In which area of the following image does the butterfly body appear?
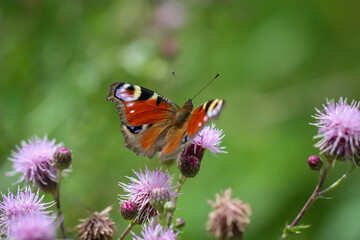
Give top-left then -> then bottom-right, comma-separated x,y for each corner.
108,82 -> 224,160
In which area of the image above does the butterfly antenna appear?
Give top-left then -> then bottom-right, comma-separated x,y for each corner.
172,70 -> 187,101
192,73 -> 220,100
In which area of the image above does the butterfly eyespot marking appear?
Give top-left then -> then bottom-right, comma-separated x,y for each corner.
203,116 -> 208,121
206,99 -> 224,118
126,124 -> 152,134
116,84 -> 142,101
127,125 -> 143,134
198,122 -> 202,127
182,133 -> 190,144
130,110 -> 135,114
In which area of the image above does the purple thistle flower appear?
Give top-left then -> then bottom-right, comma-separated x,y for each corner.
191,123 -> 227,156
8,214 -> 56,240
0,187 -> 55,236
119,168 -> 178,223
132,220 -> 179,240
7,135 -> 64,192
312,98 -> 360,160
178,124 -> 226,178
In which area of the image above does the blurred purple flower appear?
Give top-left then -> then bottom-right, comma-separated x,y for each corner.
119,168 -> 178,223
7,135 -> 63,192
132,220 -> 179,240
154,1 -> 187,31
312,98 -> 360,160
0,187 -> 54,236
8,214 -> 56,240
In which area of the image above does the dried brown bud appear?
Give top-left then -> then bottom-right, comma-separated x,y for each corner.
207,189 -> 252,240
77,206 -> 115,240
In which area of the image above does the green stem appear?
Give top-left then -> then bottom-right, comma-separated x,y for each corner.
318,165 -> 356,196
54,169 -> 67,239
167,174 -> 187,227
118,221 -> 136,240
279,160 -> 331,240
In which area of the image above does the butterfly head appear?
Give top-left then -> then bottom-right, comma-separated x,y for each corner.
186,99 -> 193,107
174,99 -> 193,125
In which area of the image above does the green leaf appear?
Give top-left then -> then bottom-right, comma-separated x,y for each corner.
283,224 -> 311,235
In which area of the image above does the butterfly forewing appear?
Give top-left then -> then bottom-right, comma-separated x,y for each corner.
187,99 -> 225,137
108,82 -> 179,126
108,82 -> 179,158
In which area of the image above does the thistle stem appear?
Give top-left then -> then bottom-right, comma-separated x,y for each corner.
318,165 -> 356,196
279,160 -> 331,240
118,221 -> 136,240
54,169 -> 67,239
167,174 -> 187,227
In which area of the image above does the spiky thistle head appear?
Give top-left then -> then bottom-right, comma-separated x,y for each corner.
132,219 -> 179,240
312,98 -> 360,162
0,187 -> 54,236
8,214 -> 56,240
7,135 -> 64,192
119,167 -> 178,223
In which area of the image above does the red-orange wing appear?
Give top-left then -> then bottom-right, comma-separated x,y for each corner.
108,82 -> 180,158
187,99 -> 225,137
108,82 -> 179,126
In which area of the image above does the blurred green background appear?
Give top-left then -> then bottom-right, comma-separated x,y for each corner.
1,0 -> 360,239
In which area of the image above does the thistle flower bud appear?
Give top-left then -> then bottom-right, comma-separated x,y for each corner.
164,201 -> 176,212
54,147 -> 72,170
177,155 -> 201,178
149,187 -> 171,211
120,201 -> 138,221
174,218 -> 185,230
307,155 -> 323,171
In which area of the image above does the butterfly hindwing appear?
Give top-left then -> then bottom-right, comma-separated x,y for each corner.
108,82 -> 179,158
158,127 -> 188,160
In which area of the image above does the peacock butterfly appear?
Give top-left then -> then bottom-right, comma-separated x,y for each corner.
107,82 -> 225,160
